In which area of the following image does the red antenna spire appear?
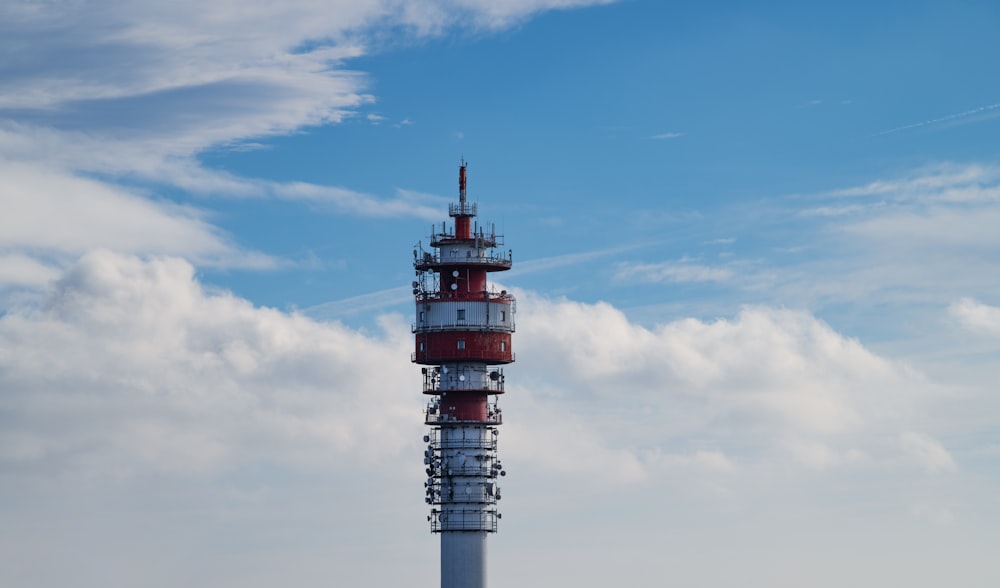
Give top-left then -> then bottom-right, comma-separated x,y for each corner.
459,158 -> 467,204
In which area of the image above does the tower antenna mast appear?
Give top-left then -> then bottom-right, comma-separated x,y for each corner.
412,162 -> 515,588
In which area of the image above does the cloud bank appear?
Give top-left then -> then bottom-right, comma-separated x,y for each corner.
0,253 -> 949,482
0,251 -> 983,587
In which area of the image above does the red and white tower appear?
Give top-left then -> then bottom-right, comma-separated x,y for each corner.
413,162 -> 514,588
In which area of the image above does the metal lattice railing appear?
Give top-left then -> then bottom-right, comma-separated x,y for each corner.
429,509 -> 497,533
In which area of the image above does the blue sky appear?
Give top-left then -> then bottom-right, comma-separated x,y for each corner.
2,1 -> 1000,586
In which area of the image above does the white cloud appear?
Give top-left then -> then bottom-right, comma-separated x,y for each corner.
304,285 -> 411,319
799,203 -> 880,217
513,291 -> 933,474
0,250 -> 420,476
445,0 -> 620,28
0,254 -> 946,483
826,163 -> 1000,202
898,431 -> 957,473
0,0 -> 620,282
948,298 -> 1000,335
0,252 -> 989,587
616,260 -> 733,283
0,254 -> 62,289
650,131 -> 684,140
749,163 -> 1000,312
0,162 -> 275,272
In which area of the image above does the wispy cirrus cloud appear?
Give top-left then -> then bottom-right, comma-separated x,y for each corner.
825,162 -> 1000,201
650,131 -> 684,140
616,260 -> 733,283
873,102 -> 1000,136
0,0 -> 620,284
745,163 -> 1000,320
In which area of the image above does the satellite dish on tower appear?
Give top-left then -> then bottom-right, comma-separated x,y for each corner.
452,270 -> 460,277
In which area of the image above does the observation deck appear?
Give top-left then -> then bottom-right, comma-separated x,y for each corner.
420,368 -> 506,395
414,248 -> 511,271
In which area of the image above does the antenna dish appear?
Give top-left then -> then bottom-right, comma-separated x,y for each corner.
452,270 -> 460,277
450,283 -> 458,290
458,374 -> 465,382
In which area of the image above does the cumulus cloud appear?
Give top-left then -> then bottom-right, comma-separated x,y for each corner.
0,252 -> 978,587
0,250 -> 420,476
0,255 -> 947,485
505,290 -> 940,481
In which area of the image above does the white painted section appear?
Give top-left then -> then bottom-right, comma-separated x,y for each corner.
438,363 -> 492,391
441,532 -> 487,588
417,300 -> 514,332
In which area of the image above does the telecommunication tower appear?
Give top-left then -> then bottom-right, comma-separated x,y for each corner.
413,162 -> 514,588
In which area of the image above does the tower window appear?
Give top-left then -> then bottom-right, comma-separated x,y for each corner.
457,340 -> 466,350
457,309 -> 466,321
500,310 -> 506,322
501,341 -> 507,352
419,342 -> 425,351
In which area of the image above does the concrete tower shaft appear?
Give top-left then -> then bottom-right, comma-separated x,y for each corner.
413,162 -> 513,588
